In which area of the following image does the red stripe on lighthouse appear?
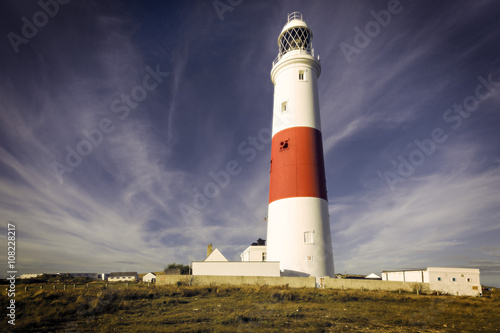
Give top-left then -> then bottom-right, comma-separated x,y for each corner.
269,126 -> 327,203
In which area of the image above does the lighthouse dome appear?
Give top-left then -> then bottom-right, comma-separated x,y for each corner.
277,12 -> 313,59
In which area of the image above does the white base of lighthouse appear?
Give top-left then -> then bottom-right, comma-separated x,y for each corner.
267,197 -> 334,277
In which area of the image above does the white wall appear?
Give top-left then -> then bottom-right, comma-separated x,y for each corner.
383,267 -> 481,296
427,267 -> 481,296
192,261 -> 280,277
382,270 -> 427,282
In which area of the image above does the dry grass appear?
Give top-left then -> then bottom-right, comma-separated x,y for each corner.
1,284 -> 498,332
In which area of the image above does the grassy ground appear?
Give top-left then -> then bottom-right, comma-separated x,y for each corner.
1,284 -> 498,332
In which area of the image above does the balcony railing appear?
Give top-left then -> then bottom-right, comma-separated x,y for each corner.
272,47 -> 316,67
288,12 -> 303,22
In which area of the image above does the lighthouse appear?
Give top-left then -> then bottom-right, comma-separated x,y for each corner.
266,12 -> 334,277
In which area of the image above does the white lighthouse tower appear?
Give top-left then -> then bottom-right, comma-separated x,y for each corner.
267,12 -> 334,277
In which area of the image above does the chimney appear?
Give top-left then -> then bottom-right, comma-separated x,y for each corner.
207,243 -> 213,257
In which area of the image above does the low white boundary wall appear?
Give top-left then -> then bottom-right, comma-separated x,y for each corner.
192,261 -> 280,277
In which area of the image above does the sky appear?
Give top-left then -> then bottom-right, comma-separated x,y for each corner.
0,0 -> 499,286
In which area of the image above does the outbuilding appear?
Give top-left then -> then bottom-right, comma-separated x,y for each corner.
143,272 -> 156,283
382,267 -> 481,296
108,272 -> 139,282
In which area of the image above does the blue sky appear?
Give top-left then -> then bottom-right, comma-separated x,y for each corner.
1,0 -> 499,286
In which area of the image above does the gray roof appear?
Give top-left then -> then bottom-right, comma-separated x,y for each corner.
108,272 -> 138,277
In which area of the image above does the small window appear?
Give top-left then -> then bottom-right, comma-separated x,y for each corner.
279,139 -> 290,151
299,70 -> 305,80
304,231 -> 314,244
467,278 -> 471,282
262,252 -> 267,262
452,278 -> 456,282
437,277 -> 441,281
306,256 -> 313,262
281,101 -> 287,112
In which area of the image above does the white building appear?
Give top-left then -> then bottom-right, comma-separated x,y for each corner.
192,247 -> 280,277
382,267 -> 481,296
241,245 -> 267,262
204,248 -> 228,262
365,273 -> 381,280
143,272 -> 156,283
20,273 -> 43,279
108,272 -> 139,282
241,239 -> 267,262
98,273 -> 108,281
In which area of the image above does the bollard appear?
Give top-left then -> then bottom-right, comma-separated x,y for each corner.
40,285 -> 43,290
64,285 -> 66,290
126,282 -> 129,288
398,289 -> 401,294
87,283 -> 89,288
25,286 -> 28,292
417,289 -> 419,295
106,283 -> 108,288
53,285 -> 56,290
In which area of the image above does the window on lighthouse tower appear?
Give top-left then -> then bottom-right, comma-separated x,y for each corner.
280,139 -> 289,151
304,231 -> 314,244
281,101 -> 287,112
299,70 -> 305,80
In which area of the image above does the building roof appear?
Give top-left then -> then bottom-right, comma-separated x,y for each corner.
204,248 -> 228,262
382,267 -> 480,273
365,273 -> 381,279
108,272 -> 138,277
381,268 -> 426,273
